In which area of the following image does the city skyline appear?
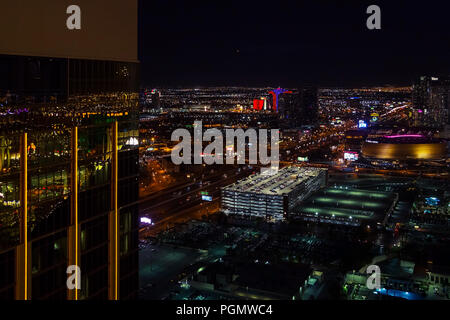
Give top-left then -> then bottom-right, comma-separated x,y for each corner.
1,0 -> 449,305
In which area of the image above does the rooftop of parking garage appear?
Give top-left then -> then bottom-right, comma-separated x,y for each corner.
222,166 -> 327,196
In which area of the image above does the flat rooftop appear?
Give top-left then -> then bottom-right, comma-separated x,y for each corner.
296,187 -> 397,223
223,166 -> 327,196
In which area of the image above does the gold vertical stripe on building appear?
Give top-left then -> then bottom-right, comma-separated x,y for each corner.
15,132 -> 29,300
109,121 -> 119,300
68,126 -> 79,300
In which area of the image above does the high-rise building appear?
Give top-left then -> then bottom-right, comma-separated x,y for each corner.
298,86 -> 318,126
0,1 -> 139,300
150,89 -> 161,109
412,76 -> 450,128
278,86 -> 318,128
269,88 -> 292,112
278,92 -> 298,127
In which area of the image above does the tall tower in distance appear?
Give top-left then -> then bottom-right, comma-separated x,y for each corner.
412,76 -> 450,128
269,88 -> 292,112
151,89 -> 161,109
277,86 -> 318,129
298,85 -> 319,126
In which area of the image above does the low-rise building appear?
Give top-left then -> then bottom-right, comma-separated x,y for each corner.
221,166 -> 328,221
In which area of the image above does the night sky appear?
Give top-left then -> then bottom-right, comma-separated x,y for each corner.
138,0 -> 450,88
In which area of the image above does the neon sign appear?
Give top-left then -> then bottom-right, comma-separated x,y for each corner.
268,88 -> 292,112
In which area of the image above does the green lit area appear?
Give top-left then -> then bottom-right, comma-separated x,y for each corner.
324,188 -> 390,199
297,187 -> 397,223
301,206 -> 374,220
311,196 -> 383,209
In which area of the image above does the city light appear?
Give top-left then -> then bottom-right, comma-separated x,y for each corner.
1,0 -> 450,306
140,217 -> 152,224
358,120 -> 367,128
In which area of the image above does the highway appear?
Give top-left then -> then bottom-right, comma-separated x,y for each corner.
139,165 -> 256,237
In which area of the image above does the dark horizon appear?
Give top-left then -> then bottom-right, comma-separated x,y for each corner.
138,0 -> 450,88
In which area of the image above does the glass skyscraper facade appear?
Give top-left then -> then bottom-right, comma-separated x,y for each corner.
0,55 -> 139,299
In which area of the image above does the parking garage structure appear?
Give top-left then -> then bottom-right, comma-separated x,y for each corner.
293,187 -> 398,227
221,166 -> 328,221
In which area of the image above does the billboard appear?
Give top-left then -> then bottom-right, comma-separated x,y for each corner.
253,99 -> 264,110
344,151 -> 359,161
0,0 -> 138,62
202,195 -> 213,202
370,113 -> 379,123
